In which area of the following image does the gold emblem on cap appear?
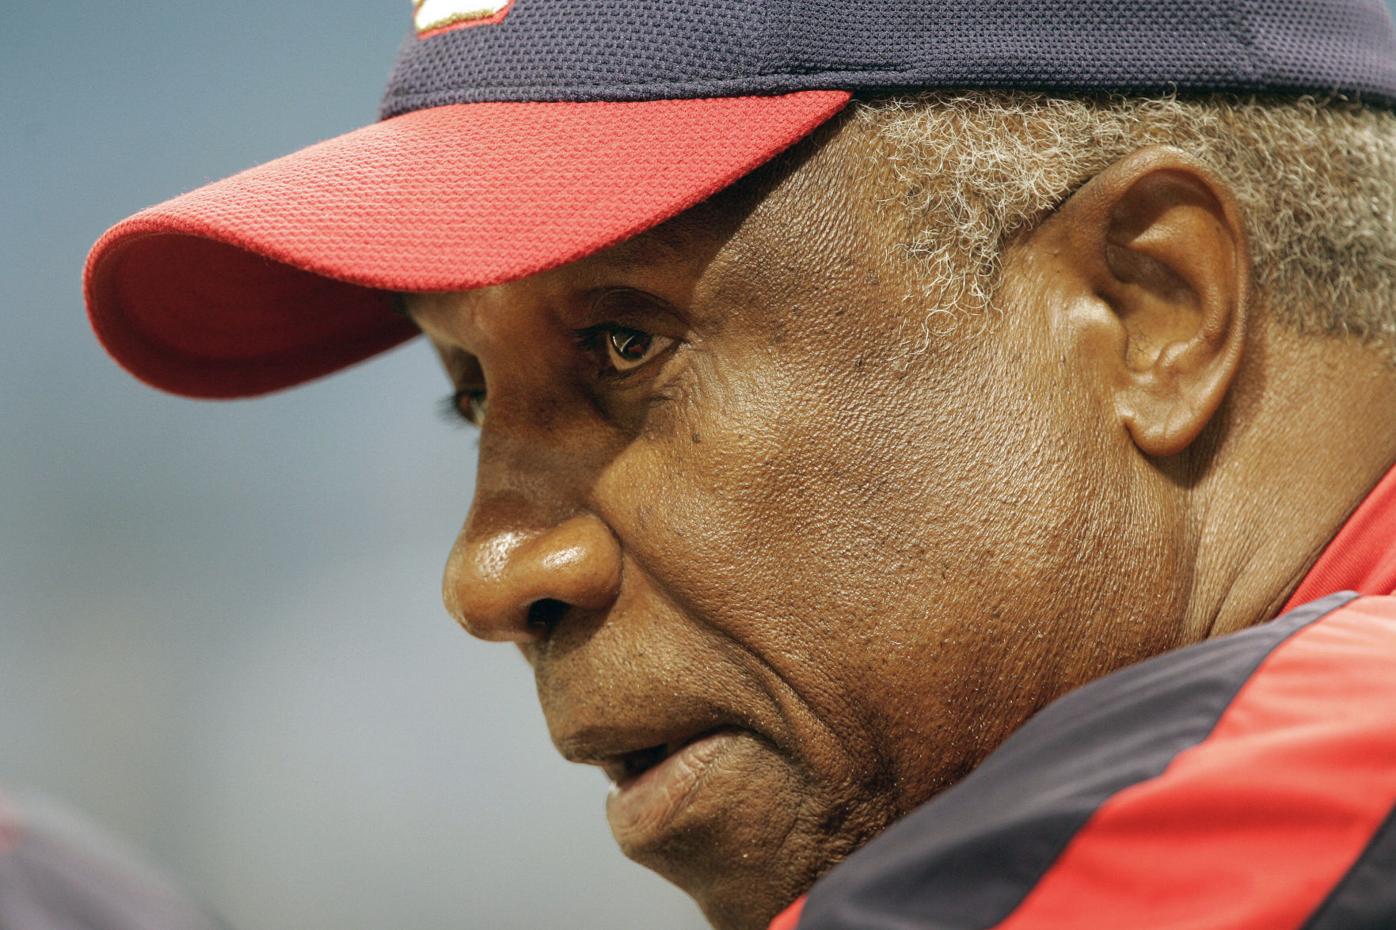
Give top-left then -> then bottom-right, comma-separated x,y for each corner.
413,0 -> 512,37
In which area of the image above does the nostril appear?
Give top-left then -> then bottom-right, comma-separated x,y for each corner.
526,598 -> 568,636
446,514 -> 621,642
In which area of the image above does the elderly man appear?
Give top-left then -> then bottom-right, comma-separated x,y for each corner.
85,2 -> 1396,929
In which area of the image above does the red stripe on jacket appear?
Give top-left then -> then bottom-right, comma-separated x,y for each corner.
767,898 -> 804,930
988,595 -> 1396,930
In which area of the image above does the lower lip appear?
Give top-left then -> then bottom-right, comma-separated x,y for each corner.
606,730 -> 738,846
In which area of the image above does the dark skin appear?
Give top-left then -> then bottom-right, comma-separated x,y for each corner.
406,115 -> 1396,930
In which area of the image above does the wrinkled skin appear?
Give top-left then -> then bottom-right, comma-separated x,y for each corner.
405,114 -> 1396,930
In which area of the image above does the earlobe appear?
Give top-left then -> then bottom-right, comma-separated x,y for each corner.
1058,146 -> 1251,459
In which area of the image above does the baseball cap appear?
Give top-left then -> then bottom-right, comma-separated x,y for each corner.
84,0 -> 1396,399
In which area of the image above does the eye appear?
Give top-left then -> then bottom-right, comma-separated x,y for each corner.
440,387 -> 488,428
599,325 -> 676,374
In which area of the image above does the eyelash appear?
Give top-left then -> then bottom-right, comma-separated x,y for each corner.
574,325 -> 652,378
439,388 -> 486,429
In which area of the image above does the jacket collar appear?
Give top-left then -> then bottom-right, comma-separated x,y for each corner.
1282,462 -> 1396,611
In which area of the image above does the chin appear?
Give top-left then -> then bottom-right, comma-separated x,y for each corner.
631,831 -> 807,930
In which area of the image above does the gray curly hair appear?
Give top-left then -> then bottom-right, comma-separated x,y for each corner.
856,92 -> 1396,359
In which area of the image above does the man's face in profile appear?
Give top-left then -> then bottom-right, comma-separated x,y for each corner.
405,118 -> 1190,929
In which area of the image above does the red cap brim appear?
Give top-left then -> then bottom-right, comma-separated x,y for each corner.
84,91 -> 851,398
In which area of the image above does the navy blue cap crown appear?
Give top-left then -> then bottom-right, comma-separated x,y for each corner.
383,0 -> 1396,118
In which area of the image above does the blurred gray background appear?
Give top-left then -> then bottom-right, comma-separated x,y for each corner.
1,2 -> 706,928
6,3 -> 1396,930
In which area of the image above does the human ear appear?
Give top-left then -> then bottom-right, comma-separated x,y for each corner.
1048,146 -> 1251,458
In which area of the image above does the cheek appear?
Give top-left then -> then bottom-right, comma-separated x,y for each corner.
589,358 -> 903,786
589,346 -> 1022,799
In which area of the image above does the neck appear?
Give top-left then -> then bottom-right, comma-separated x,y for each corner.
1184,329 -> 1396,640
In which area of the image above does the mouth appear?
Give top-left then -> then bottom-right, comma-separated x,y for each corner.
558,723 -> 746,849
601,730 -> 723,786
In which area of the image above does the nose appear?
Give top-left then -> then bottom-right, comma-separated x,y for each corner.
443,513 -> 623,642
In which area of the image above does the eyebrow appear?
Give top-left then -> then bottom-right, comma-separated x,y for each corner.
434,340 -> 482,388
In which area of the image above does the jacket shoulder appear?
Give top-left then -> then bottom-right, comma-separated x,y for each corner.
795,592 -> 1396,930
